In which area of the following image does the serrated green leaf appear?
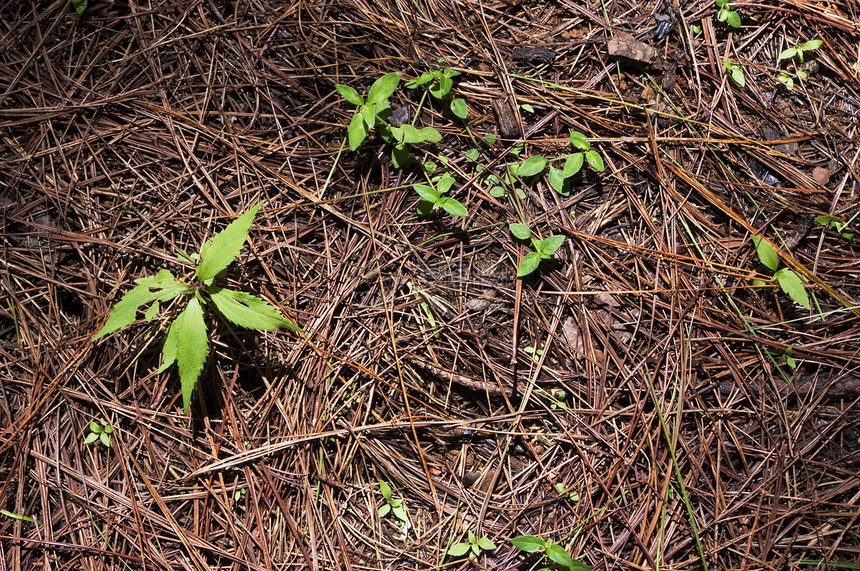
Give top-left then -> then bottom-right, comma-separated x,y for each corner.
93,272 -> 187,341
83,432 -> 99,445
438,197 -> 468,217
537,235 -> 565,257
518,156 -> 548,177
209,287 -> 301,331
144,301 -> 160,321
751,235 -> 779,270
447,543 -> 470,557
367,72 -> 400,104
511,535 -> 546,552
379,480 -> 392,499
157,319 -> 179,373
335,84 -> 363,106
196,200 -> 264,282
569,131 -> 589,150
509,223 -> 532,241
176,297 -> 208,413
517,252 -> 542,277
476,537 -> 496,550
586,149 -> 605,171
774,268 -> 810,310
546,544 -> 576,568
450,98 -> 468,119
563,153 -> 584,177
414,184 -> 440,203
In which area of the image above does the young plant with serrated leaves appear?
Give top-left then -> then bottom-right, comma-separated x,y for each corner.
511,535 -> 591,571
547,131 -> 605,197
84,419 -> 114,448
510,223 -> 566,277
92,201 -> 301,413
404,61 -> 469,120
750,235 -> 810,310
715,0 -> 741,28
414,173 -> 468,217
446,530 -> 497,560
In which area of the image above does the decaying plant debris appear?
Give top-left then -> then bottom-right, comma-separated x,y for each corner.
1,0 -> 858,569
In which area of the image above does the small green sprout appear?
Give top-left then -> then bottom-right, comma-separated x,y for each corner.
336,73 -> 402,150
510,223 -> 566,277
511,535 -> 591,571
768,345 -> 797,371
779,39 -> 822,64
548,131 -> 605,196
84,419 -> 114,448
405,62 -> 468,119
414,173 -> 468,217
724,61 -> 745,87
72,0 -> 87,14
777,70 -> 807,91
554,482 -> 580,501
233,488 -> 247,503
447,530 -> 497,559
378,480 -> 408,524
750,235 -> 810,310
815,214 -> 854,241
715,0 -> 741,28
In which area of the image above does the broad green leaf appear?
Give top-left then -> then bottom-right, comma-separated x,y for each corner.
775,268 -> 810,310
548,167 -> 567,195
144,301 -> 160,321
509,223 -> 532,240
335,84 -> 363,106
437,174 -> 456,194
399,125 -> 422,144
546,544 -> 576,569
511,535 -> 546,552
447,543 -> 470,557
93,271 -> 188,341
90,420 -> 101,433
100,432 -> 112,447
779,47 -> 797,61
563,153 -> 584,177
414,184 -> 440,203
83,432 -> 99,445
490,186 -> 505,197
404,71 -> 434,88
209,287 -> 301,331
72,0 -> 87,14
586,149 -> 605,171
418,126 -> 442,143
537,235 -> 565,257
802,39 -> 822,51
450,98 -> 468,119
520,103 -> 534,113
391,144 -> 410,169
438,197 -> 468,217
465,148 -> 479,162
361,104 -> 376,130
157,319 -> 179,374
517,252 -> 542,277
476,537 -> 496,550
347,113 -> 367,150
392,504 -> 407,522
367,72 -> 401,104
484,133 -> 497,145
379,480 -> 392,500
569,131 -> 589,150
430,75 -> 453,98
416,200 -> 434,216
514,187 -> 526,199
175,297 -> 209,413
518,156 -> 548,177
731,67 -> 745,87
197,200 -> 265,282
751,235 -> 779,270
378,504 -> 391,518
568,558 -> 593,571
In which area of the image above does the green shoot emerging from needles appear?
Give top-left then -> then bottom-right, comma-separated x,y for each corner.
405,61 -> 468,119
414,173 -> 468,217
779,39 -> 822,64
724,61 -> 745,87
750,235 -> 810,310
510,223 -> 566,277
511,535 -> 591,571
715,0 -> 741,28
92,201 -> 301,413
84,419 -> 114,448
447,530 -> 497,559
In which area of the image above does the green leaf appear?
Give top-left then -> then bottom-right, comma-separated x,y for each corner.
547,167 -> 567,195
379,480 -> 392,500
437,174 -> 456,194
335,84 -> 363,106
511,535 -> 546,552
537,235 -> 565,257
367,72 -> 401,104
509,223 -> 532,241
347,113 -> 367,150
157,319 -> 179,374
465,148 -> 480,162
779,47 -> 796,61
89,420 -> 101,433
197,200 -> 265,282
391,143 -> 410,169
209,288 -> 301,331
438,197 -> 468,217
546,544 -> 576,569
93,271 -> 189,341
416,200 -> 434,216
430,75 -> 453,98
450,98 -> 468,119
751,235 -> 779,270
100,432 -> 112,447
731,67 -> 745,87
569,131 -> 589,150
774,268 -> 810,310
562,153 -> 584,177
447,543 -> 471,557
144,301 -> 160,321
72,0 -> 87,14
490,186 -> 506,197
83,432 -> 99,445
175,297 -> 209,413
476,537 -> 497,550
586,149 -> 605,171
517,252 -> 542,277
418,126 -> 442,143
360,104 -> 376,130
484,133 -> 497,145
726,11 -> 741,28
414,184 -> 440,203
398,125 -> 421,144
518,156 -> 548,177
392,504 -> 407,522
802,39 -> 822,51
378,504 -> 391,518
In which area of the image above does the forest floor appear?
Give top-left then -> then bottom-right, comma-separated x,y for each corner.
1,0 -> 859,569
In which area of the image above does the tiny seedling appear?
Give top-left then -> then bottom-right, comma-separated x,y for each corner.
405,61 -> 468,119
779,39 -> 822,64
768,345 -> 797,371
378,480 -> 408,524
84,419 -> 114,448
724,61 -> 745,87
72,0 -> 87,14
750,235 -> 810,310
336,72 -> 402,151
815,214 -> 855,241
524,342 -> 545,361
715,0 -> 741,28
414,173 -> 468,217
548,131 -> 605,196
511,535 -> 591,571
92,201 -> 301,413
554,482 -> 580,501
447,530 -> 497,559
776,70 -> 807,91
510,223 -> 566,277
549,388 -> 567,410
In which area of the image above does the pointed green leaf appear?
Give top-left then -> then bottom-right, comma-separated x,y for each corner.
379,480 -> 392,499
93,271 -> 188,341
391,143 -> 410,169
569,131 -> 590,150
100,432 -> 112,447
563,153 -> 584,177
335,84 -> 363,106
89,420 -> 101,433
476,537 -> 497,550
511,535 -> 546,552
418,126 -> 442,143
509,223 -> 532,241
438,197 -> 468,217
144,301 -> 160,321
399,124 -> 421,144
157,319 -> 179,373
774,268 -> 810,310
196,200 -> 265,282
447,543 -> 470,557
450,98 -> 468,119
414,184 -> 440,203
367,72 -> 401,104
378,504 -> 390,518
779,47 -> 797,61
347,112 -> 367,151
586,149 -> 605,171
436,174 -> 456,194
517,252 -> 542,277
546,544 -> 576,568
548,167 -> 567,195
518,156 -> 548,177
83,432 -> 99,445
175,297 -> 209,413
209,288 -> 301,331
751,235 -> 779,270
726,11 -> 741,28
537,235 -> 565,257
802,39 -> 822,51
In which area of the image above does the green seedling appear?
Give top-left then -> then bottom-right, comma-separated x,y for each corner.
715,0 -> 741,28
447,530 -> 497,559
405,61 -> 468,119
510,223 -> 566,277
414,173 -> 468,217
549,388 -> 567,410
779,39 -> 822,64
768,345 -> 797,371
548,131 -> 605,197
72,0 -> 87,14
336,72 -> 401,150
233,488 -> 247,503
724,61 -> 745,87
524,342 -> 545,361
84,419 -> 114,448
511,535 -> 591,571
378,480 -> 409,538
92,201 -> 301,413
554,482 -> 580,501
750,235 -> 810,310
815,214 -> 855,241
776,70 -> 807,91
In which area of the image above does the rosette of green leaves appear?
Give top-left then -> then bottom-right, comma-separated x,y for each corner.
510,223 -> 566,277
547,131 -> 605,197
92,200 -> 301,412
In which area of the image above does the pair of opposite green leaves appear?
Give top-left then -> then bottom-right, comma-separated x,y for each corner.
92,201 -> 300,412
